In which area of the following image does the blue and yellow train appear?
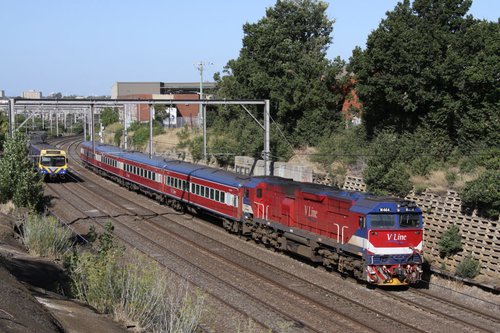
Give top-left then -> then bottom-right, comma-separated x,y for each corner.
29,143 -> 68,180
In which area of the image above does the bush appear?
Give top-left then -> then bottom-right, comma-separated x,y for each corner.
130,122 -> 165,148
460,170 -> 500,219
456,255 -> 481,279
438,225 -> 462,258
114,127 -> 123,146
20,214 -> 73,258
69,222 -> 205,332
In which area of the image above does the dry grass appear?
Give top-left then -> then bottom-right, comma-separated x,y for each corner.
411,168 -> 481,194
0,201 -> 16,215
287,146 -> 326,174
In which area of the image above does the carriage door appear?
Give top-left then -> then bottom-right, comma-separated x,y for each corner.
254,184 -> 268,220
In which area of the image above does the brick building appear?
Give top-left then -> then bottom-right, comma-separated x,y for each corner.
112,82 -> 215,125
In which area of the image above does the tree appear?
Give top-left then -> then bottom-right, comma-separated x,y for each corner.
349,0 -> 498,150
0,113 -> 7,150
213,0 -> 343,159
363,130 -> 412,197
460,170 -> 499,219
0,132 -> 44,210
100,107 -> 119,127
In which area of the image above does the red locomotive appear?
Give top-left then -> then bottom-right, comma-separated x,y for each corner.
81,141 -> 423,286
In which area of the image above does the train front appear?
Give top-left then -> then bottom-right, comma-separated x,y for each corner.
39,149 -> 68,179
360,200 -> 423,286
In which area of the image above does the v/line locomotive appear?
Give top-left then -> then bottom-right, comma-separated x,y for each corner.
80,141 -> 424,286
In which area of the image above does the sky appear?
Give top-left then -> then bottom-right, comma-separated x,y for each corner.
0,0 -> 498,97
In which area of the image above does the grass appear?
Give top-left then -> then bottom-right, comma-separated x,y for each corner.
410,169 -> 480,195
0,201 -> 16,215
20,214 -> 73,258
69,234 -> 206,333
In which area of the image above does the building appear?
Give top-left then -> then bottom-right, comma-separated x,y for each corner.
112,82 -> 216,126
0,90 -> 5,98
22,90 -> 42,99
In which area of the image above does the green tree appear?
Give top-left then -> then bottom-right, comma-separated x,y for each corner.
100,107 -> 119,127
363,131 -> 412,197
349,0 -> 498,150
460,170 -> 499,219
214,0 -> 343,159
0,113 -> 7,150
0,132 -> 44,210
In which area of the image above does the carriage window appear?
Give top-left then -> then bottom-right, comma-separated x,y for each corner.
234,195 -> 239,207
220,191 -> 225,203
400,214 -> 420,228
256,188 -> 262,198
210,189 -> 215,200
200,186 -> 205,197
369,214 -> 396,228
215,190 -> 220,202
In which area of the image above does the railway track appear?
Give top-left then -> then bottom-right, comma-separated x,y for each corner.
375,287 -> 500,333
44,137 -> 500,333
50,140 -> 401,332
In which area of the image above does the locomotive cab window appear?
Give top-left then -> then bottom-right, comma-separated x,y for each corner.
244,189 -> 249,198
369,214 -> 396,228
399,214 -> 420,228
256,188 -> 262,198
358,217 -> 366,228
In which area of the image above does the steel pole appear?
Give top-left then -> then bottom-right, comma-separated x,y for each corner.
264,99 -> 270,176
91,104 -> 95,154
203,104 -> 207,161
149,104 -> 153,158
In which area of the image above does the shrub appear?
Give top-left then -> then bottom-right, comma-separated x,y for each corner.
20,214 -> 73,258
438,225 -> 462,258
69,222 -> 205,332
456,255 -> 481,279
131,122 -> 165,148
460,170 -> 499,219
114,127 -> 123,146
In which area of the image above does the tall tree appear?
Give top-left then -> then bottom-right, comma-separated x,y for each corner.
349,0 -> 498,149
100,107 -> 119,127
214,0 -> 343,158
0,132 -> 44,210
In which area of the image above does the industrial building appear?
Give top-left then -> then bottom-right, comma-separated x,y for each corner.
111,82 -> 216,125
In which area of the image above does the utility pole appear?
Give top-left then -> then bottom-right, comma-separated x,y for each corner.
197,61 -> 212,161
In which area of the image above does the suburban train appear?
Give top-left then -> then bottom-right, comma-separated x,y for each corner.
80,141 -> 424,286
29,141 -> 68,180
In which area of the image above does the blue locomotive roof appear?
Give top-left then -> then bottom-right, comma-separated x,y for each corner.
350,197 -> 422,215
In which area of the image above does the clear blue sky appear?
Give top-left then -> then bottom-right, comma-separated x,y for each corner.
1,0 -> 497,97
